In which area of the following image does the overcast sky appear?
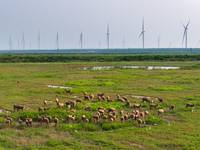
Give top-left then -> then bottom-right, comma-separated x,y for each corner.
0,0 -> 200,50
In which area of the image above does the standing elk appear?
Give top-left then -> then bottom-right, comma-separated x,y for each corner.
65,89 -> 71,95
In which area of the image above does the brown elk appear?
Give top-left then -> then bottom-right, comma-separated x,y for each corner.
133,104 -> 142,110
186,103 -> 195,108
169,105 -> 175,111
150,103 -> 159,111
65,89 -> 71,95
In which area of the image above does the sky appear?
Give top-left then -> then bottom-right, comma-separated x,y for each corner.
0,0 -> 200,50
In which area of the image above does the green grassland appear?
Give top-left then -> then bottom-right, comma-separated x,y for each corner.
0,61 -> 200,149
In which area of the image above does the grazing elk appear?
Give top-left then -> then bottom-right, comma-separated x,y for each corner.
142,97 -> 153,103
76,99 -> 83,104
98,92 -> 105,97
89,93 -> 94,99
17,105 -> 25,111
65,89 -> 71,95
169,105 -> 175,111
133,104 -> 142,110
44,100 -> 47,106
150,103 -> 159,111
158,98 -> 164,103
158,109 -> 164,117
84,95 -> 90,100
186,103 -> 195,108
83,105 -> 91,111
44,107 -> 51,111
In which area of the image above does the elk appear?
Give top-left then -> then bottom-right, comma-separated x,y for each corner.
17,105 -> 25,111
158,98 -> 164,103
89,93 -> 94,99
186,103 -> 195,108
65,89 -> 71,95
98,92 -> 105,97
142,97 -> 153,103
169,105 -> 175,111
54,115 -> 58,126
150,103 -> 159,111
158,109 -> 164,117
133,104 -> 142,110
55,95 -> 59,103
44,100 -> 47,106
84,95 -> 90,100
83,105 -> 91,111
76,99 -> 83,104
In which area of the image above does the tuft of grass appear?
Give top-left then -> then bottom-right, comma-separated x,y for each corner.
94,75 -> 140,79
65,80 -> 122,86
113,87 -> 125,90
149,86 -> 183,91
38,74 -> 54,78
145,116 -> 163,125
101,122 -> 137,131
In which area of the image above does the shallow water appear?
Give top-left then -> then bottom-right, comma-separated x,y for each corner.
147,66 -> 180,70
0,108 -> 11,113
84,66 -> 180,70
46,85 -> 73,89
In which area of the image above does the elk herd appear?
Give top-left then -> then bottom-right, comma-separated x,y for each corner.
4,90 -> 195,128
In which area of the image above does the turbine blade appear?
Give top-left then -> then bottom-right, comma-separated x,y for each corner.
197,40 -> 200,45
142,18 -> 144,31
182,30 -> 187,44
186,20 -> 190,28
139,32 -> 143,38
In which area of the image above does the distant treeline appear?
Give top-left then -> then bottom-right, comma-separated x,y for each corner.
0,55 -> 200,63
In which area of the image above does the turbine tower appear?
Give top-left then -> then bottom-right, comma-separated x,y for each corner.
122,37 -> 125,49
79,31 -> 83,49
21,32 -> 25,50
56,31 -> 59,53
8,35 -> 12,50
38,31 -> 40,50
181,20 -> 190,48
18,40 -> 19,50
106,24 -> 109,49
157,34 -> 160,48
139,18 -> 145,49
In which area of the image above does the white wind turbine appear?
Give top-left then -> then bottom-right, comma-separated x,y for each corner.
181,21 -> 190,48
79,31 -> 83,49
139,18 -> 145,49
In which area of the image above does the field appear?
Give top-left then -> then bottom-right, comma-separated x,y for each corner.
0,61 -> 200,150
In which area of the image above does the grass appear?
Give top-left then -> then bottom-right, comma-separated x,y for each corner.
0,61 -> 200,149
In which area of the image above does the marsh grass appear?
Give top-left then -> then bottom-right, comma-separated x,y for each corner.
1,62 -> 200,149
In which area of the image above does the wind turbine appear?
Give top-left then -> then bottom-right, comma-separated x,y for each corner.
56,31 -> 59,53
38,31 -> 40,50
79,31 -> 83,49
21,32 -> 25,50
139,18 -> 145,49
181,20 -> 190,48
8,35 -> 12,50
106,24 -> 109,49
18,40 -> 19,50
157,34 -> 160,48
122,37 -> 125,49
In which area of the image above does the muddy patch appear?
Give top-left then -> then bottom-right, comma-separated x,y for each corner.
26,106 -> 33,111
72,96 -> 78,98
130,142 -> 142,148
162,115 -> 181,122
